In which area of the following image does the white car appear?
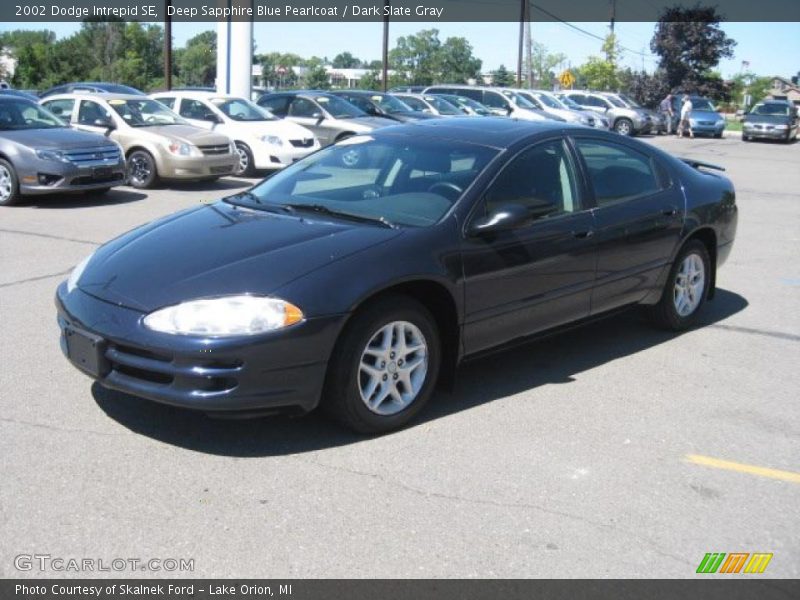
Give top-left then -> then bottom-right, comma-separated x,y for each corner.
150,91 -> 319,176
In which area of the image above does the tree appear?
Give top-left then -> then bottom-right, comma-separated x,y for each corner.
618,68 -> 671,108
651,6 -> 736,97
577,33 -> 621,91
390,29 -> 481,85
175,31 -> 216,87
305,65 -> 330,90
358,70 -> 382,91
729,72 -> 773,109
438,37 -> 482,83
491,64 -> 514,87
525,41 -> 566,88
331,52 -> 361,69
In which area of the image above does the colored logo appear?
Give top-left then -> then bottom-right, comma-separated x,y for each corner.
696,552 -> 773,574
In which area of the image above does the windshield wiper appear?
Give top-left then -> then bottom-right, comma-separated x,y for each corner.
281,203 -> 397,229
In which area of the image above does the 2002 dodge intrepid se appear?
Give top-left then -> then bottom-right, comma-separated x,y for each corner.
57,118 -> 738,433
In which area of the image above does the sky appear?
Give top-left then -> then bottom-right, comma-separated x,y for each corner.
3,20 -> 798,79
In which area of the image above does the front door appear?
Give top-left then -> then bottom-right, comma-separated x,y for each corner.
462,138 -> 597,355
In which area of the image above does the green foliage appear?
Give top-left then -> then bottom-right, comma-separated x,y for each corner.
491,64 -> 515,87
523,42 -> 566,88
650,6 -> 736,98
617,68 -> 671,108
358,70 -> 383,91
390,29 -> 481,85
305,65 -> 331,90
576,34 -> 621,91
175,31 -> 217,87
331,52 -> 362,69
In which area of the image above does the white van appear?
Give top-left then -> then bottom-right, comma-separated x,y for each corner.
150,91 -> 319,176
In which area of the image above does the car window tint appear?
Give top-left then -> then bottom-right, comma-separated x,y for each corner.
482,92 -> 509,109
288,97 -> 319,117
77,100 -> 112,125
458,89 -> 483,102
179,99 -> 210,120
569,94 -> 586,104
585,96 -> 608,108
259,96 -> 289,116
42,98 -> 75,120
399,96 -> 427,112
485,140 -> 580,217
575,140 -> 661,205
158,97 -> 176,109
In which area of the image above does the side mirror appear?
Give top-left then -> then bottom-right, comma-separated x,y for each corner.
469,203 -> 546,236
94,118 -> 115,130
311,111 -> 324,124
203,112 -> 222,124
505,106 -> 513,115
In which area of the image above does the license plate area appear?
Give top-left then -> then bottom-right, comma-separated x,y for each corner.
64,326 -> 109,378
92,166 -> 113,179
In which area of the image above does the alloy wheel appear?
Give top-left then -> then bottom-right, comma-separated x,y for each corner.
0,165 -> 12,201
129,154 -> 152,186
673,253 -> 705,317
358,320 -> 429,416
235,145 -> 249,175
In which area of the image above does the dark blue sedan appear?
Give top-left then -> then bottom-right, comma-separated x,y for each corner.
57,118 -> 738,433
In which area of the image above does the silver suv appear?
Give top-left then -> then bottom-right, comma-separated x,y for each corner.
559,90 -> 652,135
423,85 -> 551,121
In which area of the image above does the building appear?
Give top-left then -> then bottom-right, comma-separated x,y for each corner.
767,76 -> 800,106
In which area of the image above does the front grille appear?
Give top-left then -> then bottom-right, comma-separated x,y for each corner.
289,138 -> 315,148
198,144 -> 231,155
210,165 -> 233,174
71,172 -> 124,186
699,120 -> 716,126
63,146 -> 121,165
105,343 -> 240,393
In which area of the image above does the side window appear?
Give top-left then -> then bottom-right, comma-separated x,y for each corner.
345,96 -> 373,113
77,100 -> 112,125
288,97 -> 320,117
575,139 -> 662,205
42,98 -> 75,120
568,94 -> 586,104
485,140 -> 580,218
158,97 -> 176,110
458,89 -> 483,102
179,99 -> 211,120
583,95 -> 604,108
259,96 -> 289,116
482,92 -> 510,110
400,96 -> 428,112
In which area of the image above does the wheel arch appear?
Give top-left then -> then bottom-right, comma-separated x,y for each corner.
125,145 -> 160,176
682,226 -> 718,300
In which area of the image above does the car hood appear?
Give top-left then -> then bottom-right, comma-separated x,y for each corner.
77,201 -> 402,312
138,124 -> 231,145
339,116 -> 392,130
227,118 -> 315,140
743,114 -> 790,124
1,127 -> 114,149
691,110 -> 723,120
388,111 -> 438,121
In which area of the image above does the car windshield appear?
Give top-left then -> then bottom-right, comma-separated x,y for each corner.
691,98 -> 716,111
232,135 -> 499,228
210,97 -> 277,121
605,95 -> 626,108
0,99 -> 65,130
458,97 -> 490,114
617,93 -> 641,108
315,95 -> 365,119
503,91 -> 536,109
558,95 -> 582,110
108,98 -> 187,127
533,93 -> 561,109
425,96 -> 461,115
750,103 -> 790,116
370,94 -> 413,114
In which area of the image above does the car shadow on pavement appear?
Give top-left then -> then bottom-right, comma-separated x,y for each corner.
21,189 -> 148,209
93,289 -> 748,457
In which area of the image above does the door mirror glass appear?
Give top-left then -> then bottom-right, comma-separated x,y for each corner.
469,204 -> 538,235
94,117 -> 115,129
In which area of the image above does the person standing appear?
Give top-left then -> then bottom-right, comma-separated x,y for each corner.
678,95 -> 694,138
659,94 -> 674,134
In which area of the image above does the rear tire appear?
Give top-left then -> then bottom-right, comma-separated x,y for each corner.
127,150 -> 159,189
646,240 -> 711,331
323,296 -> 441,434
0,159 -> 21,206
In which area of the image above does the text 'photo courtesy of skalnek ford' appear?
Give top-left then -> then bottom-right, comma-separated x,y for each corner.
0,0 -> 799,597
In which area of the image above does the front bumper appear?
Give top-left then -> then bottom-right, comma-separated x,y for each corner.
252,140 -> 320,169
691,121 -> 726,136
56,283 -> 345,414
158,153 -> 237,179
18,158 -> 126,195
743,125 -> 789,139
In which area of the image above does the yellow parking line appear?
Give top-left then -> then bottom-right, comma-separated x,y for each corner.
686,454 -> 800,484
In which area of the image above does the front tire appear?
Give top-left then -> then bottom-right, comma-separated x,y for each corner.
0,159 -> 21,206
614,118 -> 634,136
127,150 -> 159,189
323,296 -> 441,434
233,142 -> 255,176
646,240 -> 711,331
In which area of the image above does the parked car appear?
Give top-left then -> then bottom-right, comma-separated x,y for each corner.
559,90 -> 652,135
514,89 -> 595,126
428,93 -> 493,116
742,99 -> 799,143
667,95 -> 725,138
329,90 -> 438,122
0,96 -> 126,206
41,93 -> 237,189
257,91 -> 390,148
423,85 -> 551,121
599,92 -> 667,134
388,86 -> 427,93
553,93 -> 611,129
150,91 -> 319,176
0,89 -> 41,102
391,93 -> 464,117
57,118 -> 737,434
39,82 -> 144,99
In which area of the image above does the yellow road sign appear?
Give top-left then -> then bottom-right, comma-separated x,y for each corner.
559,70 -> 575,88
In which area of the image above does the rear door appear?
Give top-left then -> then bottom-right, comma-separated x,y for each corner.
572,136 -> 683,314
461,138 -> 597,354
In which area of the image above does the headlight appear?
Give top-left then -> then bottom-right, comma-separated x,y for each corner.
165,139 -> 199,156
774,124 -> 788,130
67,252 -> 94,293
143,295 -> 304,336
260,135 -> 283,146
36,149 -> 70,163
716,120 -> 725,127
689,119 -> 697,126
743,122 -> 754,128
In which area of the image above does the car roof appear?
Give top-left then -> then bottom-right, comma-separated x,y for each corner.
332,90 -> 387,96
152,91 -> 241,100
370,116 -> 579,148
42,92 -> 147,101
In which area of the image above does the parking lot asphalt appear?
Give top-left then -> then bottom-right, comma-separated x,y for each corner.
1,133 -> 798,579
